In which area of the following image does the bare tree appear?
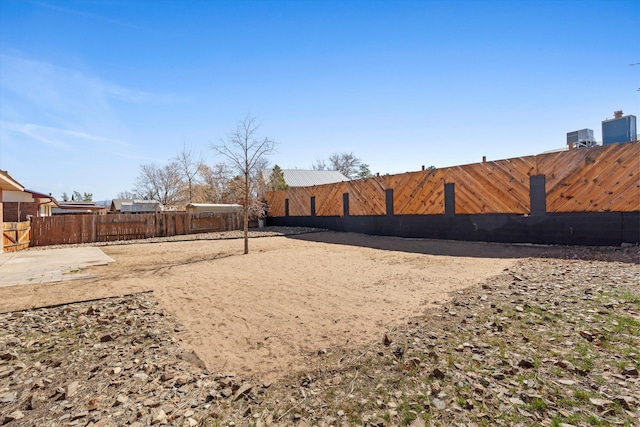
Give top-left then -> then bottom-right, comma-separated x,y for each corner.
212,116 -> 276,254
252,157 -> 271,200
116,190 -> 136,200
329,152 -> 361,179
197,163 -> 234,203
311,159 -> 327,170
133,162 -> 183,206
174,143 -> 204,203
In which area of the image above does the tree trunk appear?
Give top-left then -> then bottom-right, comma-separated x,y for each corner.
244,170 -> 249,254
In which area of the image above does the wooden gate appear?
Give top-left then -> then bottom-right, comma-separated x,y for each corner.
2,221 -> 31,252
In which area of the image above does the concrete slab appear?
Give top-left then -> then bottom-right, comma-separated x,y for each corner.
0,247 -> 115,288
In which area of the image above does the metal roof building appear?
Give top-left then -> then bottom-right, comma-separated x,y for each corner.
110,199 -> 161,213
602,111 -> 637,145
265,169 -> 349,187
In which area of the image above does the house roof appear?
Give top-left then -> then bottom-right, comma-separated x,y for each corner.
111,199 -> 160,210
110,199 -> 127,210
266,169 -> 350,187
52,204 -> 106,214
61,201 -> 96,206
24,190 -> 60,207
0,170 -> 24,191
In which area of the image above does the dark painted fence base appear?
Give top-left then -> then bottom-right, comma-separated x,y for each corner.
267,211 -> 640,246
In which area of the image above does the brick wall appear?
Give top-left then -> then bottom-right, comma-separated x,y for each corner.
2,202 -> 39,222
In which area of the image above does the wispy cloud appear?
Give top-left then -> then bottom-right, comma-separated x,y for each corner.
0,53 -> 177,109
0,52 -> 183,153
0,52 -> 176,161
22,0 -> 146,30
101,80 -> 181,105
0,120 -> 127,150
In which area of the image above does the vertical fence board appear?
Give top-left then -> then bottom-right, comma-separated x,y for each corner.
2,221 -> 31,252
29,212 -> 242,247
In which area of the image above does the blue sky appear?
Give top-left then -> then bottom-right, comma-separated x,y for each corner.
1,0 -> 638,201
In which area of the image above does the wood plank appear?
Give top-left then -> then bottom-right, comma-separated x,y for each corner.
264,142 -> 640,218
28,212 -> 241,247
2,221 -> 31,252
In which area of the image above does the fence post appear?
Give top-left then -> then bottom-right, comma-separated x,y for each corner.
343,193 -> 350,217
444,183 -> 455,215
285,199 -> 289,217
385,189 -> 394,216
90,215 -> 96,243
530,175 -> 546,216
310,196 -> 316,217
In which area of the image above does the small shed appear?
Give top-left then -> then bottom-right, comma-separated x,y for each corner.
185,203 -> 242,215
263,169 -> 349,187
111,199 -> 161,213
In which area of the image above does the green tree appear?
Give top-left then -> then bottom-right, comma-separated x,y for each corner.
356,163 -> 373,179
269,165 -> 288,191
71,191 -> 93,201
65,191 -> 92,201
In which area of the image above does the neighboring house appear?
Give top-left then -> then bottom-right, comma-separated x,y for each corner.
52,201 -> 106,215
185,203 -> 243,215
110,199 -> 161,214
0,171 -> 26,253
263,169 -> 349,188
2,189 -> 60,222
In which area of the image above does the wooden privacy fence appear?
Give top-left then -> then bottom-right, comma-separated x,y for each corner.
266,142 -> 640,217
30,212 -> 242,247
2,221 -> 31,252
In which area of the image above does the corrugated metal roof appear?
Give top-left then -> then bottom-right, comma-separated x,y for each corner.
186,203 -> 243,214
111,199 -> 160,211
266,169 -> 349,187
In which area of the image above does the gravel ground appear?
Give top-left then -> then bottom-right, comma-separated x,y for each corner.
1,232 -> 638,426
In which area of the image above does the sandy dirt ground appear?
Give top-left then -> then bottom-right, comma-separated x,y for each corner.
0,232 -> 551,380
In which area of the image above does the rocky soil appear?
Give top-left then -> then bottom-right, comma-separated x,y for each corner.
1,236 -> 638,426
22,227 -> 325,251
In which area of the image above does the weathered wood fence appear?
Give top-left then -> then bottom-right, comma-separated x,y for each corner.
266,142 -> 640,217
2,221 -> 31,252
30,212 -> 242,247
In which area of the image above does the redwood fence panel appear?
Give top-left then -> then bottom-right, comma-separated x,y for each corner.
538,142 -> 640,213
29,212 -> 242,247
265,142 -> 640,245
266,141 -> 640,218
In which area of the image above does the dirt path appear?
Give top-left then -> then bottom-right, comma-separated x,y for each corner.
0,232 -> 551,380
